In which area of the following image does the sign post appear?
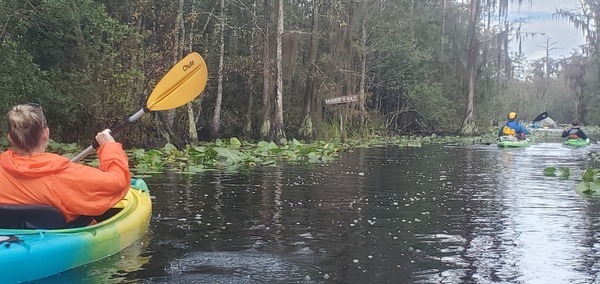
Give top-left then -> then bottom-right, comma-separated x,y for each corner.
325,95 -> 358,142
325,94 -> 358,105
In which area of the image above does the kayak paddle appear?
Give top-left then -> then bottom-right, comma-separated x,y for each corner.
532,112 -> 548,122
71,52 -> 208,162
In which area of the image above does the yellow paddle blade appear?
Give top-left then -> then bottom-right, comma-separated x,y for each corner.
147,52 -> 208,111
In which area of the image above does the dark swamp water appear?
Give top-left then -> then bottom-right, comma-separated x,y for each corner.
40,142 -> 600,283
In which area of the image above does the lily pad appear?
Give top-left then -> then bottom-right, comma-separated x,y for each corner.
574,182 -> 600,198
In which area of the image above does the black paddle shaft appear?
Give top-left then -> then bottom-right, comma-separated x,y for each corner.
72,108 -> 148,162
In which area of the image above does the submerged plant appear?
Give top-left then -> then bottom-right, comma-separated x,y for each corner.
581,168 -> 598,195
542,167 -> 570,180
543,167 -> 557,177
582,168 -> 597,183
559,167 -> 570,180
543,167 -> 600,196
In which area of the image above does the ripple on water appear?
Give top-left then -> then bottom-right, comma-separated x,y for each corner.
155,250 -> 315,284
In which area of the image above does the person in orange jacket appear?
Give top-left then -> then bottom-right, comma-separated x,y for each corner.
0,103 -> 130,226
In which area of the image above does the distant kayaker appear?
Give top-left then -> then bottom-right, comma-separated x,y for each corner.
498,112 -> 529,140
0,103 -> 130,226
562,119 -> 588,140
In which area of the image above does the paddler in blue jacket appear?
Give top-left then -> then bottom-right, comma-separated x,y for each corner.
498,112 -> 529,140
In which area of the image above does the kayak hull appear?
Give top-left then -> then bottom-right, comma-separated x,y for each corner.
563,138 -> 590,147
0,179 -> 152,283
497,137 -> 531,148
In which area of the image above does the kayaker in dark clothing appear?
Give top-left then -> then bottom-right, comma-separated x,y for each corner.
562,119 -> 588,140
498,112 -> 529,140
0,103 -> 130,227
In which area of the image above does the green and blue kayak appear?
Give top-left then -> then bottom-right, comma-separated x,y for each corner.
563,138 -> 590,147
0,179 -> 152,283
497,137 -> 531,148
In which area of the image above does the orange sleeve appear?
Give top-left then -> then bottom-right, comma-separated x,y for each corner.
53,142 -> 131,220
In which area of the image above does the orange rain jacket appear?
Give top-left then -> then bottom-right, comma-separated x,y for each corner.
0,142 -> 130,222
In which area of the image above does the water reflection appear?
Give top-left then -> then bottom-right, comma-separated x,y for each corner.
412,143 -> 596,283
491,144 -> 594,283
51,143 -> 600,283
38,233 -> 151,283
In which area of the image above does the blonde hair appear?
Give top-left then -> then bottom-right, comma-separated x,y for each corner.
7,104 -> 48,153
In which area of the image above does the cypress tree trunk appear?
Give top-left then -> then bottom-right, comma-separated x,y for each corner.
359,11 -> 367,126
460,0 -> 480,136
273,0 -> 286,142
259,0 -> 272,140
210,0 -> 226,139
187,1 -> 198,144
298,0 -> 319,140
243,0 -> 259,138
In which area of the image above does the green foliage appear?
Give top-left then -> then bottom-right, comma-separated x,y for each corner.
581,168 -> 599,195
46,140 -> 80,155
407,82 -> 458,130
0,40 -> 56,131
582,168 -> 597,183
559,167 -> 571,180
4,0 -> 596,145
583,185 -> 596,196
548,167 -> 600,196
0,0 -> 143,143
123,138 -> 343,175
131,149 -> 167,174
0,137 -> 8,149
543,167 -> 570,179
316,120 -> 342,141
229,137 -> 242,148
543,167 -> 557,177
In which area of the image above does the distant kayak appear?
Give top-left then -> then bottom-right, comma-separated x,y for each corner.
497,136 -> 531,148
563,138 -> 590,147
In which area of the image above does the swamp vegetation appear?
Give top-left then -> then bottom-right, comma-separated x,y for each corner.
4,0 -> 600,187
2,0 -> 600,149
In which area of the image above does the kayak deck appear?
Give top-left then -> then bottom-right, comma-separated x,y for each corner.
0,179 -> 152,283
563,138 -> 590,147
497,136 -> 531,148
